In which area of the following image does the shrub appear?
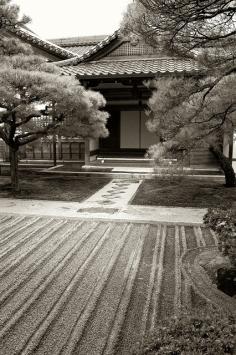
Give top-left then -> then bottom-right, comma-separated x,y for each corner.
152,159 -> 187,184
204,208 -> 236,267
133,311 -> 235,355
147,145 -> 187,179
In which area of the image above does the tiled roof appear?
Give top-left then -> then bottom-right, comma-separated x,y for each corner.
61,57 -> 201,78
11,26 -> 77,59
74,31 -> 118,62
57,31 -> 119,67
50,35 -> 107,47
49,35 -> 110,58
62,45 -> 95,56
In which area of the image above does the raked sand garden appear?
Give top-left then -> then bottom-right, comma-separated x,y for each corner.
0,213 -> 234,355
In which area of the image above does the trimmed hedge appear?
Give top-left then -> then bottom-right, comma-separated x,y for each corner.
133,312 -> 235,355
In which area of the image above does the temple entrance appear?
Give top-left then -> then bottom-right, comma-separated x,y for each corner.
120,110 -> 157,149
99,109 -> 157,156
99,109 -> 120,153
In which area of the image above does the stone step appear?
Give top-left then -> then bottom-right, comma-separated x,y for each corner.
97,157 -> 154,166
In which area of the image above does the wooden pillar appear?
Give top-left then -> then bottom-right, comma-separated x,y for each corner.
84,138 -> 90,165
139,100 -> 142,149
58,135 -> 62,160
69,142 -> 72,160
40,140 -> 44,160
52,135 -> 57,166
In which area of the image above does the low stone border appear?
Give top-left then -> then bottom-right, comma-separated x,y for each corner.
181,246 -> 236,317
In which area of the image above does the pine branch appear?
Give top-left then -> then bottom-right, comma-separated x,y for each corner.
202,67 -> 236,102
16,122 -> 60,146
0,126 -> 9,145
15,112 -> 41,127
9,112 -> 16,142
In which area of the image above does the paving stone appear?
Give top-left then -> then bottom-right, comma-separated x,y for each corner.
77,207 -> 118,214
109,191 -> 126,195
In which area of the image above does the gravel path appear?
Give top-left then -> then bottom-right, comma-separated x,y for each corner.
0,214 -> 225,355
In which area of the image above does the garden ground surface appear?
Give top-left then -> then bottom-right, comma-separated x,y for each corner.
0,213 -> 231,355
132,177 -> 236,208
1,174 -> 235,209
0,174 -> 110,202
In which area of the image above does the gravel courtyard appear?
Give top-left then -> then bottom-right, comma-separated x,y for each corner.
0,214 -> 221,354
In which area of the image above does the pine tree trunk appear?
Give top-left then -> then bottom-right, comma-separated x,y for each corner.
210,145 -> 236,187
10,146 -> 20,192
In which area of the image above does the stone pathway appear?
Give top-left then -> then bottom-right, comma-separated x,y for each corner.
0,198 -> 206,224
0,177 -> 207,224
83,179 -> 142,207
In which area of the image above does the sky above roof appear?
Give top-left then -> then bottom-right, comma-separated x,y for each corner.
14,0 -> 132,40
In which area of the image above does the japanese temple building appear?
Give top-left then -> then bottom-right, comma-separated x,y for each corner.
53,31 -> 231,167
1,27 -> 235,167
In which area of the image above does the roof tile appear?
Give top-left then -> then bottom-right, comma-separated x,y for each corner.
60,58 -> 201,77
49,35 -> 107,46
63,45 -> 94,56
11,27 -> 76,59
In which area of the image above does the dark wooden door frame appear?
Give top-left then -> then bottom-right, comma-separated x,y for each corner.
99,109 -> 120,152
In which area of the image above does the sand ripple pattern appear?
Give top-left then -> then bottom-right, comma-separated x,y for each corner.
0,214 -> 228,355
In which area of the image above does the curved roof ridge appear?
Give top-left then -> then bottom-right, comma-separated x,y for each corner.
55,30 -> 120,67
11,26 -> 78,59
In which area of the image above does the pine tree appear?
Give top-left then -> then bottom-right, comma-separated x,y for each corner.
0,0 -> 108,191
122,0 -> 236,186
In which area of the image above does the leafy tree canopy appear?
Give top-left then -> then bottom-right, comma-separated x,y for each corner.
0,0 -> 29,28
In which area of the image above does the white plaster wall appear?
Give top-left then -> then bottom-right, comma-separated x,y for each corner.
90,155 -> 97,162
89,138 -> 99,151
233,131 -> 236,159
223,133 -> 230,157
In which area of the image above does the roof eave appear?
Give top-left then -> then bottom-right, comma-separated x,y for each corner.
73,70 -> 202,80
10,26 -> 78,59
